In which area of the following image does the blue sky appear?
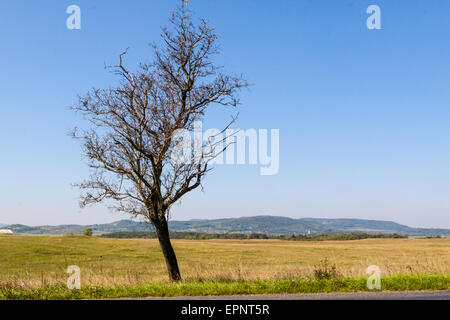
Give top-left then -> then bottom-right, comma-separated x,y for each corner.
1,0 -> 450,228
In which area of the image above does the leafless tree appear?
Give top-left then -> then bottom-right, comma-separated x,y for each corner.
71,6 -> 247,281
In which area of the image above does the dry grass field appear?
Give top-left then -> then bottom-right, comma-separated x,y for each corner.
0,235 -> 449,289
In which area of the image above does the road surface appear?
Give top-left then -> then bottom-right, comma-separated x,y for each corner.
140,290 -> 450,300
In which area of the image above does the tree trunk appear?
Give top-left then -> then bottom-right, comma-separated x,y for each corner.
154,218 -> 182,281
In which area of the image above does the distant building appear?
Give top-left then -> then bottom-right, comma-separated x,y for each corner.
0,229 -> 14,235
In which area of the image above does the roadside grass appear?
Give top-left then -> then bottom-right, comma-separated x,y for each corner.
1,275 -> 449,300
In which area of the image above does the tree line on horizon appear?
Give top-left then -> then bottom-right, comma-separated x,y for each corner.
99,231 -> 408,241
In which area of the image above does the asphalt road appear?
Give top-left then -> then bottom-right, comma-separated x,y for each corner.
142,291 -> 450,300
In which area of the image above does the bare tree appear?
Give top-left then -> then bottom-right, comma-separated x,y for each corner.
71,6 -> 247,281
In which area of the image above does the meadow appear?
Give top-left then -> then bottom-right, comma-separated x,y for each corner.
0,235 -> 449,299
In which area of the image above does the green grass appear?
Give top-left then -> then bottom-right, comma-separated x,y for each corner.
1,275 -> 449,300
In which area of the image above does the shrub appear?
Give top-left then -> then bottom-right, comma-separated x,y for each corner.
313,258 -> 340,280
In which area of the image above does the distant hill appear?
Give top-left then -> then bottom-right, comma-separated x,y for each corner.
6,220 -> 150,236
170,216 -> 450,237
4,216 -> 450,237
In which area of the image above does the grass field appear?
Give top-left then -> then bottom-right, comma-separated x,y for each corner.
0,235 -> 449,299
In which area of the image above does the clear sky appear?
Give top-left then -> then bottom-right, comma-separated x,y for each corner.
1,0 -> 450,228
